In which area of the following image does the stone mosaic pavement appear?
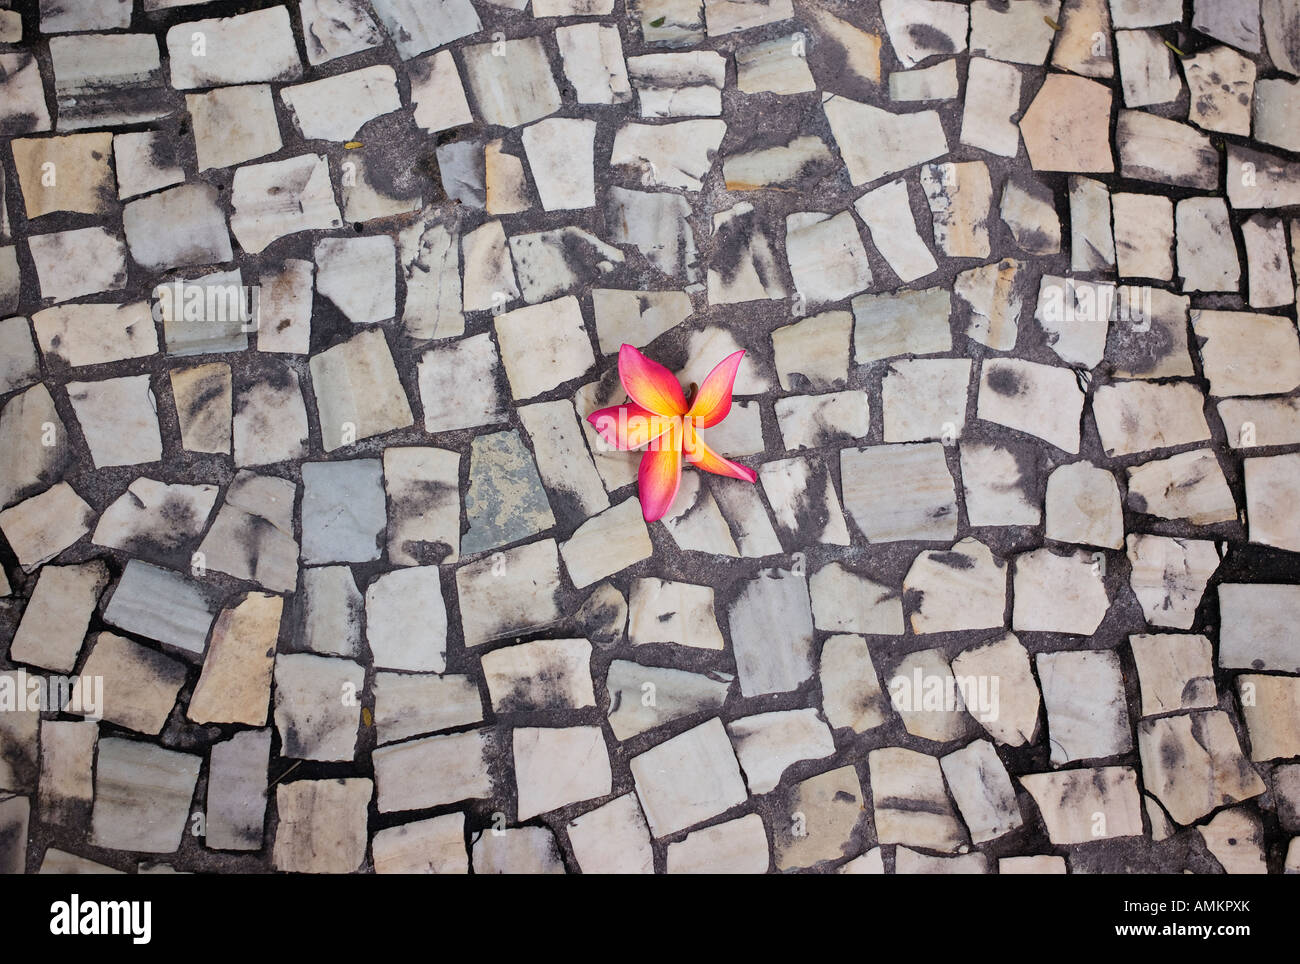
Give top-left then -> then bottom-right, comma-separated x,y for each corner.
1,0 -> 1300,874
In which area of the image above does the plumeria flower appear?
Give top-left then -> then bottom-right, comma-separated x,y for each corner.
587,344 -> 758,522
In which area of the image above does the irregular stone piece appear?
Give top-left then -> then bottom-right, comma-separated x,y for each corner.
300,0 -> 385,65
557,23 -> 632,105
775,391 -> 868,450
1246,452 -> 1300,551
881,358 -> 970,443
1106,286 -> 1195,379
1218,583 -> 1300,673
887,648 -> 977,743
1034,276 -> 1111,367
461,430 -> 554,555
372,673 -> 483,745
167,8 -> 302,88
197,471 -> 299,593
0,483 -> 94,572
630,718 -> 748,837
383,447 -> 460,567
1237,675 -> 1300,761
1038,650 -> 1132,765
823,96 -> 948,186
707,203 -> 789,305
904,538 -> 1007,633
819,634 -> 888,734
952,633 -> 1040,747
1096,381 -> 1213,459
628,50 -> 725,117
1254,78 -> 1300,151
809,562 -> 903,636
1000,178 -> 1060,255
1264,0 -> 1300,74
514,726 -> 611,820
400,215 -> 463,340
300,459 -> 386,565
940,739 -> 1022,843
869,747 -> 965,852
960,441 -> 1042,527
1194,0 -> 1261,52
773,765 -> 867,870
880,0 -> 969,67
365,567 -> 448,672
1117,111 -> 1219,189
1012,548 -> 1110,635
606,188 -> 698,280
12,133 -> 115,219
509,226 -> 625,304
523,118 -> 597,210
1113,192 -> 1174,280
727,568 -> 815,697
372,814 -> 468,874
103,560 -> 216,658
1185,45 -> 1255,134
472,826 -> 565,874
667,813 -> 768,873
281,65 -> 401,142
456,539 -> 564,646
891,60 -> 960,101
1019,74 -> 1114,172
1069,176 -> 1116,271
28,226 -> 128,303
495,297 -> 596,400
370,0 -> 480,59
1125,535 -> 1219,630
1201,808 -> 1268,874
977,358 -> 1084,454
482,638 -> 595,712
628,579 -> 724,650
49,33 -> 171,131
38,720 -> 96,827
1192,309 -> 1300,397
1138,711 -> 1265,825
560,499 -> 653,589
854,179 -> 938,283
1241,215 -> 1294,308
1116,28 -> 1182,107
760,455 -> 850,549
206,729 -> 271,851
1130,633 -> 1217,717
736,33 -> 816,94
841,443 -> 958,542
1053,0 -> 1115,77
1176,197 -> 1240,292
91,739 -> 202,854
970,0 -> 1059,64
921,161 -> 992,259
606,661 -> 732,740
418,333 -> 506,433
231,369 -> 309,468
1126,449 -> 1237,525
1044,461 -> 1124,548
727,709 -> 835,794
960,58 -> 1022,156
272,778 -> 371,873
1019,766 -> 1143,844
592,289 -> 692,355
273,653 -> 364,762
10,562 -> 110,673
187,85 -> 282,171
230,154 -> 342,255
76,632 -> 188,734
